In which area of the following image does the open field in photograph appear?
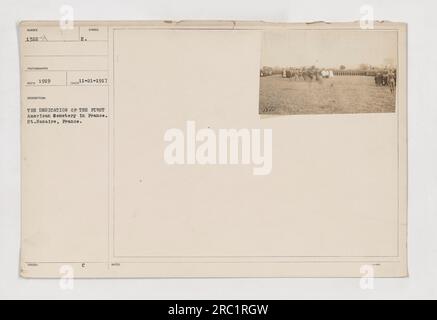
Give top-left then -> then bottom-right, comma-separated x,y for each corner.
259,75 -> 396,115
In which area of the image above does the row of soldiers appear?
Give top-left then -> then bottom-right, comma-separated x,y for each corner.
374,70 -> 397,91
282,67 -> 333,81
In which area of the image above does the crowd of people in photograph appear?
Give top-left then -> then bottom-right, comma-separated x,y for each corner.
374,69 -> 397,93
260,65 -> 397,93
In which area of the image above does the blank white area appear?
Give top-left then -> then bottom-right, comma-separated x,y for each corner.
1,0 -> 436,299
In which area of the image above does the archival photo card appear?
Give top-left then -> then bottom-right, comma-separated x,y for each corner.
19,21 -> 407,278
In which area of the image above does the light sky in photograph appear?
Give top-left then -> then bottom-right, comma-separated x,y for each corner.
261,29 -> 398,69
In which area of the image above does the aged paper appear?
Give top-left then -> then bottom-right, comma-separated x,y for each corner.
19,21 -> 407,278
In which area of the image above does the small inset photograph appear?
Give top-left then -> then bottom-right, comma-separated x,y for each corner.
259,29 -> 398,115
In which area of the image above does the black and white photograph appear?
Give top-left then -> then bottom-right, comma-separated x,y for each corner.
259,29 -> 398,115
